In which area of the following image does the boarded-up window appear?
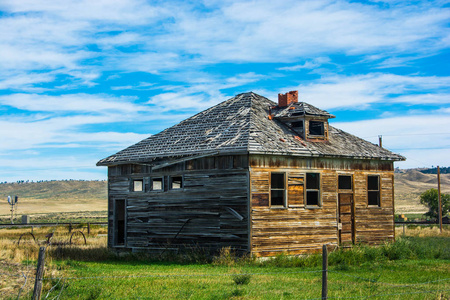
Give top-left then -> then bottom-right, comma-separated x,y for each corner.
132,179 -> 143,192
288,173 -> 304,207
338,175 -> 352,190
309,121 -> 324,136
170,176 -> 183,189
271,173 -> 285,207
306,173 -> 320,206
368,175 -> 380,206
151,177 -> 163,191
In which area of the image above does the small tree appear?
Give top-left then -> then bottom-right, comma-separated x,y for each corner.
419,189 -> 450,220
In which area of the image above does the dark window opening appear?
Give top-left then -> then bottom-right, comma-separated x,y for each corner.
306,173 -> 320,206
306,173 -> 320,189
292,121 -> 304,129
170,176 -> 183,189
339,175 -> 352,190
132,179 -> 143,192
306,191 -> 319,206
152,177 -> 163,191
114,199 -> 125,246
309,121 -> 324,136
271,173 -> 285,207
367,175 -> 380,206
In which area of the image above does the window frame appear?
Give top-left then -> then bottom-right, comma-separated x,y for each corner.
367,175 -> 381,207
169,175 -> 183,190
131,179 -> 144,192
150,177 -> 164,192
309,120 -> 325,137
305,172 -> 321,208
270,172 -> 287,208
338,175 -> 353,191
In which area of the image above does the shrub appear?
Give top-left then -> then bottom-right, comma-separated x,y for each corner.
232,274 -> 251,285
213,247 -> 237,266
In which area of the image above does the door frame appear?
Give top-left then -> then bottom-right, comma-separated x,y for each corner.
337,174 -> 355,245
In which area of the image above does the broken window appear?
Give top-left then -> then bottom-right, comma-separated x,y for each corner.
367,175 -> 380,206
271,173 -> 286,207
132,179 -> 143,192
338,175 -> 352,190
151,177 -> 163,191
306,173 -> 320,206
309,121 -> 324,136
170,176 -> 183,189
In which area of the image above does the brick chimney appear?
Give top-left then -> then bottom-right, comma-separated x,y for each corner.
278,90 -> 298,107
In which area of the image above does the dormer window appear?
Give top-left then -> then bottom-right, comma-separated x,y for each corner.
309,121 -> 324,136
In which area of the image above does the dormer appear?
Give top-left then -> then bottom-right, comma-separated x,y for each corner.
272,91 -> 335,142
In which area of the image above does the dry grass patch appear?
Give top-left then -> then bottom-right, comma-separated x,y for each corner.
0,225 -> 108,299
395,224 -> 450,237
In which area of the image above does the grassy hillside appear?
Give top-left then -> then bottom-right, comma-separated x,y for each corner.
395,170 -> 450,214
0,171 -> 448,219
0,180 -> 107,217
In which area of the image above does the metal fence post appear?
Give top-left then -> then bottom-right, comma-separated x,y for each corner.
32,247 -> 46,300
322,244 -> 328,299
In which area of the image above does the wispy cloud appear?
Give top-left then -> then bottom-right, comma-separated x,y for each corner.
298,73 -> 450,109
333,114 -> 450,168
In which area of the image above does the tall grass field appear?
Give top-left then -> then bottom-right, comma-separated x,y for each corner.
1,225 -> 449,299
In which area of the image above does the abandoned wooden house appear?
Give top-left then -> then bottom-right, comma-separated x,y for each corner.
97,91 -> 405,256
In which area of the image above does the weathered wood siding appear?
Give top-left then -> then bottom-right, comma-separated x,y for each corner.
249,155 -> 395,257
354,172 -> 395,244
107,155 -> 249,253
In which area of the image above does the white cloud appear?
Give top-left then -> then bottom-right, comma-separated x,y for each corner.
0,0 -> 448,89
297,73 -> 450,109
0,93 -> 141,113
332,114 -> 450,168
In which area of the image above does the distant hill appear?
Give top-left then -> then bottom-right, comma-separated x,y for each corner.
419,167 -> 450,174
0,180 -> 107,215
394,170 -> 450,214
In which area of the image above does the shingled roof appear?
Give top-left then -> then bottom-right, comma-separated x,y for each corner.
97,92 -> 405,166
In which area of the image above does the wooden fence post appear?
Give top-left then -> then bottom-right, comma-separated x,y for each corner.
68,223 -> 72,233
322,244 -> 328,300
438,166 -> 442,234
88,222 -> 90,235
32,247 -> 46,300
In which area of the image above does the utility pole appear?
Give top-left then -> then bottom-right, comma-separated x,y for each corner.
438,166 -> 442,234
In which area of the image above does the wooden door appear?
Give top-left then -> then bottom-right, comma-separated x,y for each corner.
338,193 -> 354,245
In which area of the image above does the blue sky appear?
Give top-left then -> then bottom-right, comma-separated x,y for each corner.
0,0 -> 449,182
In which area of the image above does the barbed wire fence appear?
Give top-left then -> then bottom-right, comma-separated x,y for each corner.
2,246 -> 449,300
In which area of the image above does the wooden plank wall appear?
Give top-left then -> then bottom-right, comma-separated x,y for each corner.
107,155 -> 249,253
354,172 -> 395,244
249,155 -> 395,257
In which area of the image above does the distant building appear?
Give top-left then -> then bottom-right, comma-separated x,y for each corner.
97,91 -> 405,256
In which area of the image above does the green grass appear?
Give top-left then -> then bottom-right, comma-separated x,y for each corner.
16,236 -> 448,300
35,258 -> 449,299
